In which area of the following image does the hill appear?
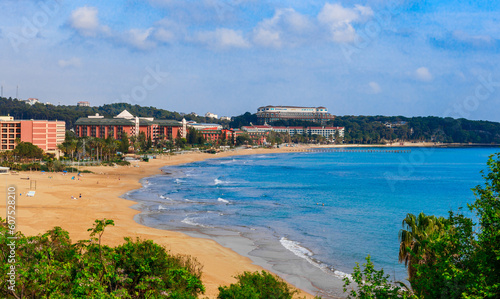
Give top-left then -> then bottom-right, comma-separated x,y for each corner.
0,97 -> 226,129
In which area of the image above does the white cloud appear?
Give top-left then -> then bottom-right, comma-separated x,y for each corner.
70,6 -> 110,37
369,81 -> 381,94
415,67 -> 433,82
254,28 -> 281,48
252,8 -> 313,48
196,28 -> 250,49
58,57 -> 82,68
123,28 -> 156,50
317,3 -> 373,43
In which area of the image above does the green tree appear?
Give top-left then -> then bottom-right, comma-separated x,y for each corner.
218,271 -> 298,299
13,142 -> 44,161
343,256 -> 414,298
118,132 -> 130,153
398,212 -> 447,282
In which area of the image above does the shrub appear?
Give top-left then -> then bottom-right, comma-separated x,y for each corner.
218,270 -> 298,299
343,256 -> 415,298
0,219 -> 205,298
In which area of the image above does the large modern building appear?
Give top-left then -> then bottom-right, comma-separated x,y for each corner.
0,117 -> 65,152
242,124 -> 345,141
256,106 -> 335,124
75,110 -> 187,141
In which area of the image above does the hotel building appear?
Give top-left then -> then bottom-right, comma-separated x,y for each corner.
0,116 -> 65,152
242,124 -> 345,140
75,110 -> 187,141
256,106 -> 335,124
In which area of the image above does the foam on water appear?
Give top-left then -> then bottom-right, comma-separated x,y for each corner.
181,217 -> 212,228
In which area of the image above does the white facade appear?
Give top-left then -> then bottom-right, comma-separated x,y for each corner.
205,112 -> 218,119
25,98 -> 39,105
77,101 -> 90,107
254,126 -> 345,138
188,123 -> 223,130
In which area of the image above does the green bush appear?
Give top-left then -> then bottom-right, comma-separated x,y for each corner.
343,256 -> 414,298
0,219 -> 205,298
218,271 -> 298,299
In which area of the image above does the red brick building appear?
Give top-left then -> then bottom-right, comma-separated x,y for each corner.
75,110 -> 186,141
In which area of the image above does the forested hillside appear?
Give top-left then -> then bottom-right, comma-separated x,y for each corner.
0,97 -> 225,129
230,111 -> 500,144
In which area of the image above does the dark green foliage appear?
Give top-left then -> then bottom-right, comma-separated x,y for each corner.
0,219 -> 205,298
343,256 -> 414,299
236,134 -> 253,146
229,112 -> 258,128
186,127 -> 205,145
12,142 -> 44,160
217,271 -> 298,299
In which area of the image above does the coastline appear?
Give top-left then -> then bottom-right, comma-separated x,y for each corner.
2,143 -> 494,297
0,147 -> 318,298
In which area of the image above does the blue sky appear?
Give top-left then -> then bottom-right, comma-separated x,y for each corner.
1,0 -> 499,121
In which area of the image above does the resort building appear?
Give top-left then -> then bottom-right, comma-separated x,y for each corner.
77,101 -> 91,107
197,128 -> 243,144
25,98 -> 39,105
75,110 -> 187,141
256,105 -> 335,124
0,117 -> 65,152
242,124 -> 345,141
188,122 -> 223,130
205,112 -> 218,119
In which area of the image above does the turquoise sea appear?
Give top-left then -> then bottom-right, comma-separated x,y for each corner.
126,147 -> 499,298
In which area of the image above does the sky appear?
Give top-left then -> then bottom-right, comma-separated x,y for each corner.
1,0 -> 499,121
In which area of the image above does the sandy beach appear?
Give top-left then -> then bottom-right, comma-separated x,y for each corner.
1,147 -> 326,298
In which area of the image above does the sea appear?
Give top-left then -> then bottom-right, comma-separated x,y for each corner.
124,147 -> 499,298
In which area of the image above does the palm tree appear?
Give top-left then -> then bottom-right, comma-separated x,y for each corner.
398,212 -> 447,282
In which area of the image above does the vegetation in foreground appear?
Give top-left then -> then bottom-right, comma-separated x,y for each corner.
1,219 -> 204,298
344,153 -> 500,298
1,219 -> 305,298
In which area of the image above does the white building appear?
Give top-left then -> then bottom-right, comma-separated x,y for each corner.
205,112 -> 218,119
188,122 -> 223,130
25,98 -> 39,105
259,125 -> 344,138
77,101 -> 90,107
256,105 -> 335,123
220,116 -> 231,121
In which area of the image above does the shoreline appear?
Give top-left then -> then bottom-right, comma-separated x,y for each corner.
2,143 -> 496,297
1,147 -> 319,298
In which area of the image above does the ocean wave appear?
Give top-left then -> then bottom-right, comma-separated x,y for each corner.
214,178 -> 231,185
158,205 -> 168,210
218,197 -> 230,204
220,159 -> 237,164
181,217 -> 212,228
280,237 -> 348,279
